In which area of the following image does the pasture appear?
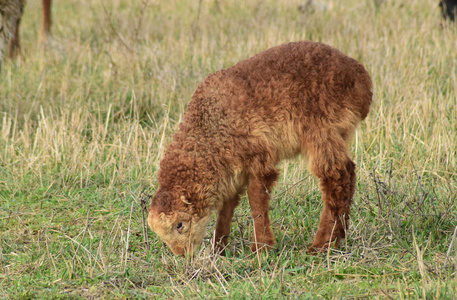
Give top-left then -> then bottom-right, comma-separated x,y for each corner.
1,0 -> 456,298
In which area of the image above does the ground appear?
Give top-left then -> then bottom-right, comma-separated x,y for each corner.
0,0 -> 456,298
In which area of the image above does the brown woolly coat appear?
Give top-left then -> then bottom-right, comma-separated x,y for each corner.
149,41 -> 372,255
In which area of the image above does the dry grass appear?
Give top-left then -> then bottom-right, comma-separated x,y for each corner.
1,0 -> 456,298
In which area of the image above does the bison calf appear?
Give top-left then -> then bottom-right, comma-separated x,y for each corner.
148,41 -> 372,256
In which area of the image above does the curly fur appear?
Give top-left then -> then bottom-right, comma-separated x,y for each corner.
0,0 -> 51,69
148,41 -> 372,256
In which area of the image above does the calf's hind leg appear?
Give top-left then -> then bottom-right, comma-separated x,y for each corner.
213,195 -> 240,254
306,133 -> 356,253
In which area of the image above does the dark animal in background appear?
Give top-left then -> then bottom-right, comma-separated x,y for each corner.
0,0 -> 52,68
297,0 -> 328,14
440,0 -> 457,21
148,41 -> 372,256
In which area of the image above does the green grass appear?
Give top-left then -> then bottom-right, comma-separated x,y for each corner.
1,0 -> 457,298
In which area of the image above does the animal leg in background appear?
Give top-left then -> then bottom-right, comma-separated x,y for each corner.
8,14 -> 21,58
213,194 -> 240,254
247,171 -> 278,252
307,132 -> 356,253
4,1 -> 25,59
40,0 -> 52,44
8,0 -> 52,59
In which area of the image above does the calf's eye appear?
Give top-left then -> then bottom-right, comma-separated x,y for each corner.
176,222 -> 183,232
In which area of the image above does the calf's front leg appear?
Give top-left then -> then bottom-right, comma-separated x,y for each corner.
213,195 -> 240,254
247,176 -> 277,252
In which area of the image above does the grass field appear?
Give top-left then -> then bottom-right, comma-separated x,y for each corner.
1,0 -> 457,298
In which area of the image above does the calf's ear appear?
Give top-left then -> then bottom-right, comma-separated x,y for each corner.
180,195 -> 191,205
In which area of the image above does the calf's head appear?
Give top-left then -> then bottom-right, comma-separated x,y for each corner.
148,189 -> 212,256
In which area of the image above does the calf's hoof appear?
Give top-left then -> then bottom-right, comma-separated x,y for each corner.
307,243 -> 330,254
250,241 -> 275,253
213,244 -> 228,256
